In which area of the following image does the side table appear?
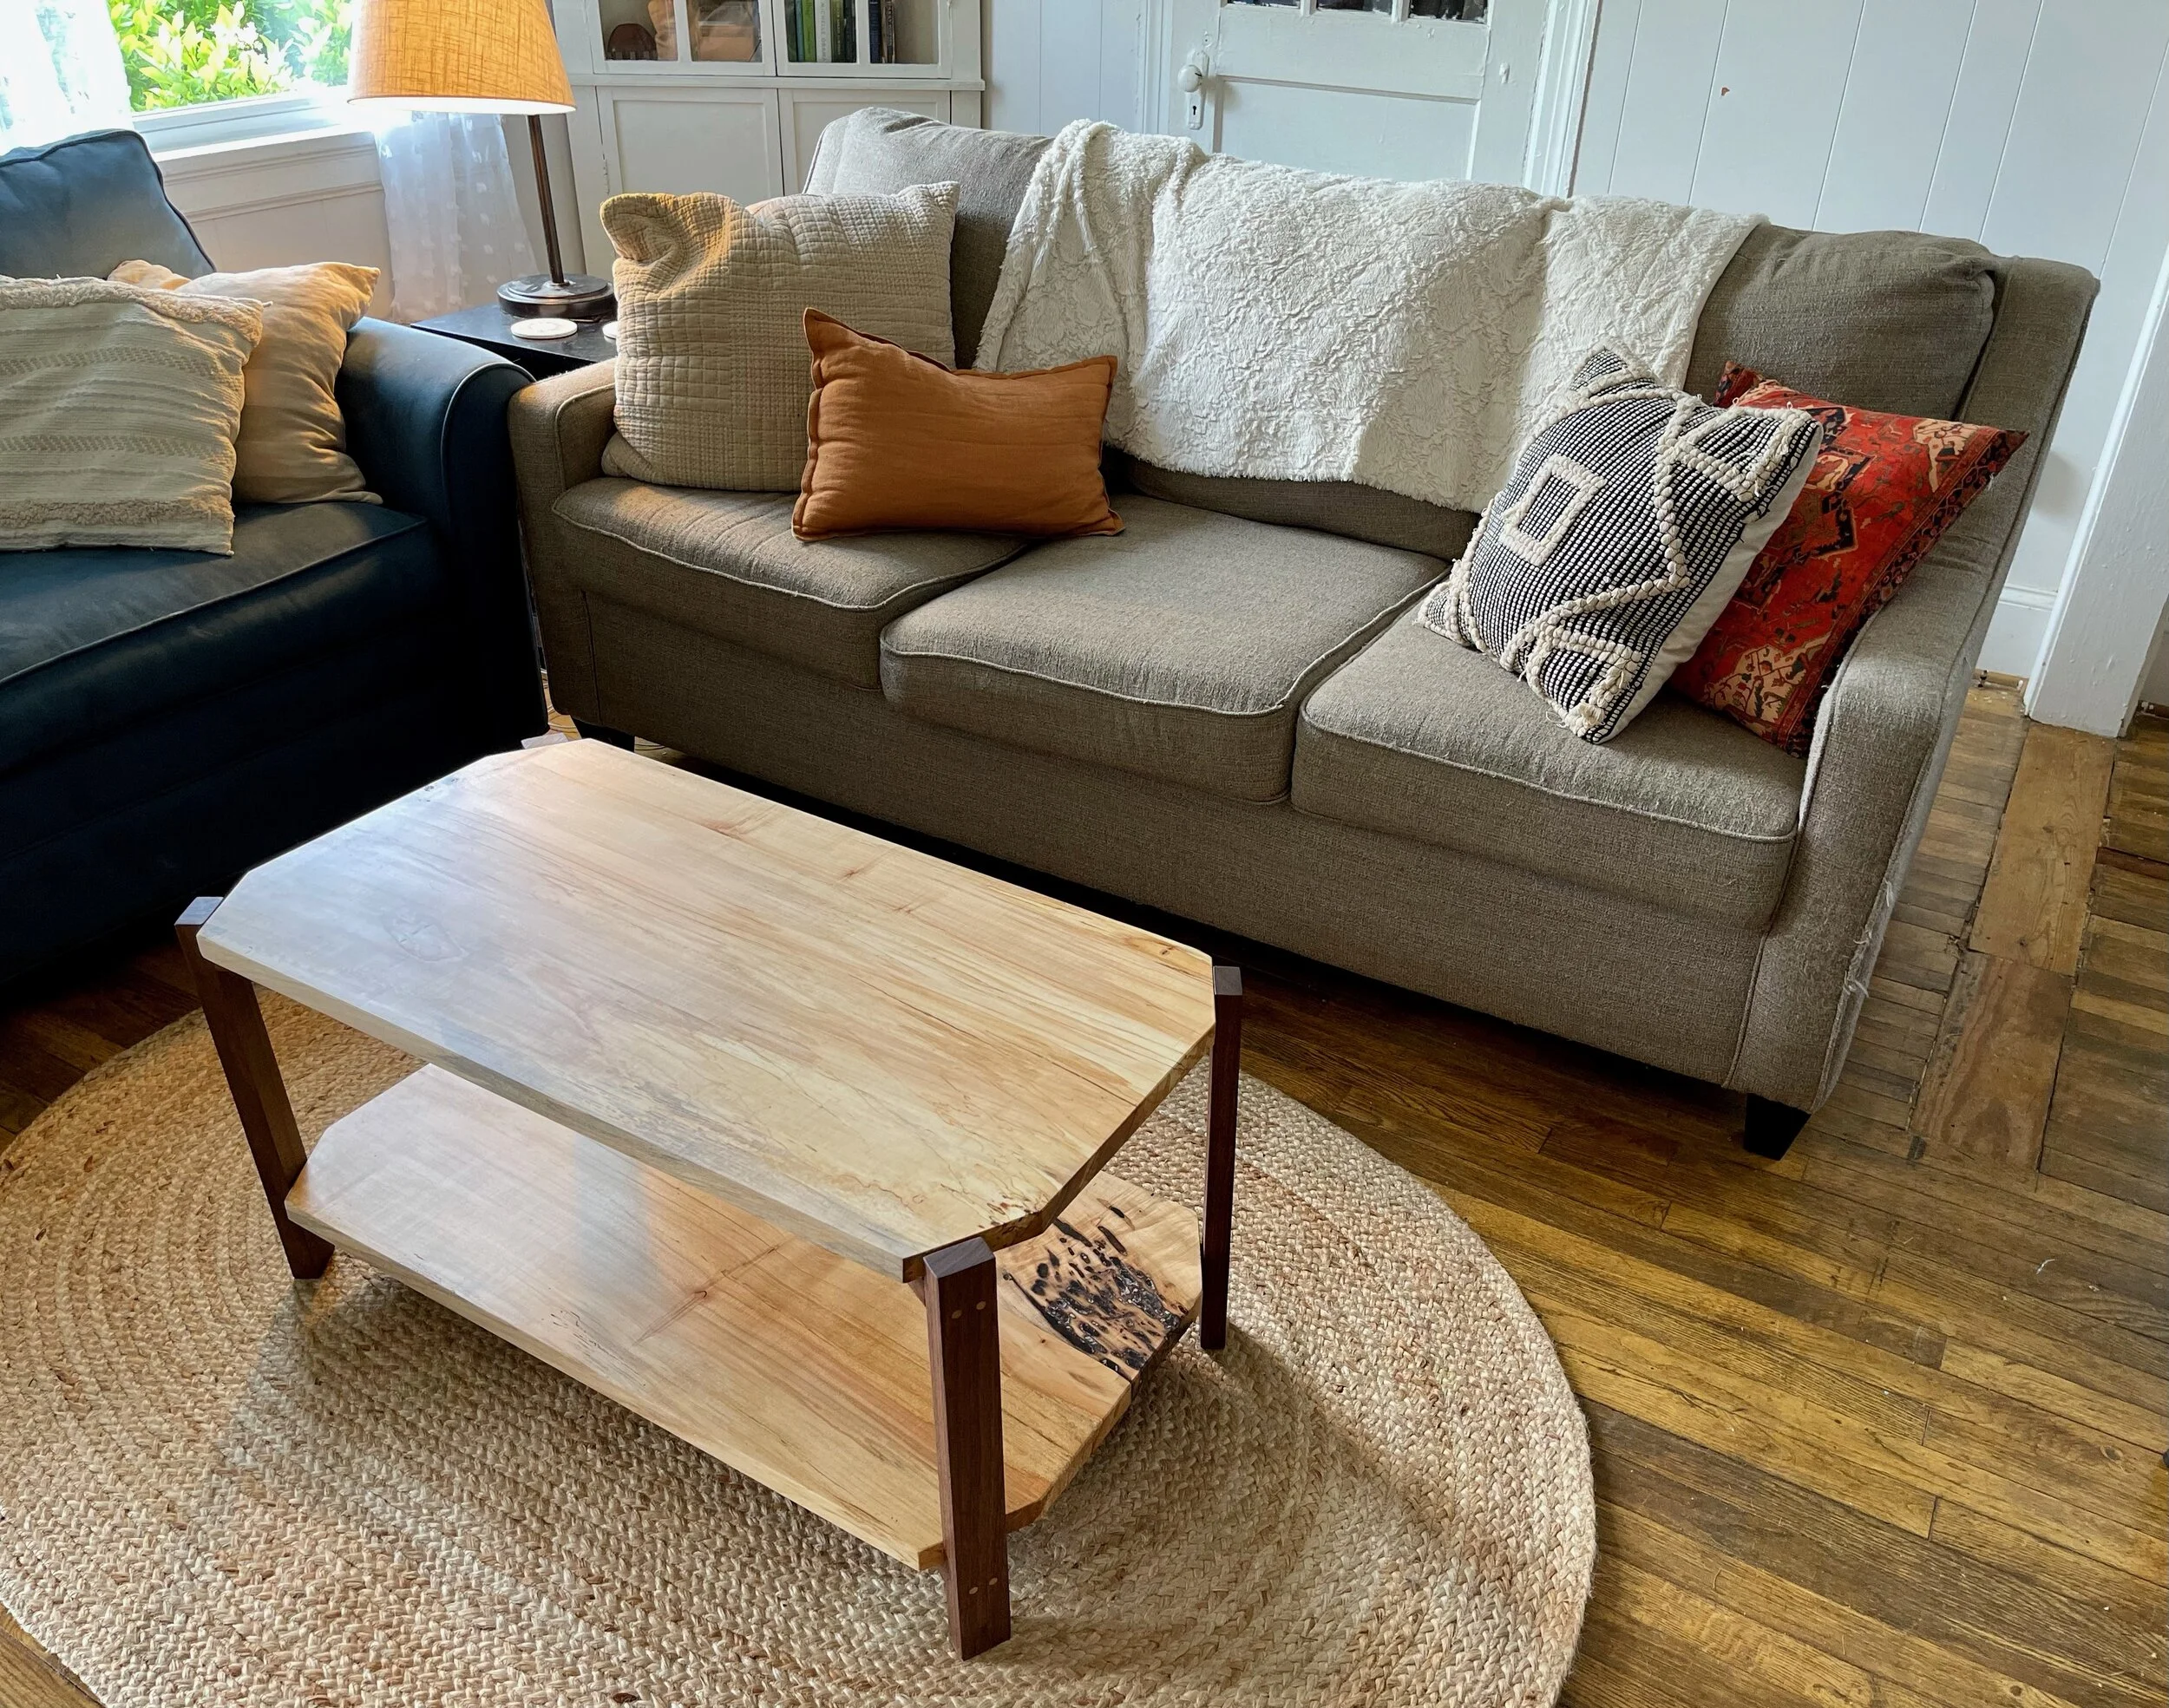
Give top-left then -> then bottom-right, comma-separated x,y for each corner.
412,302 -> 617,380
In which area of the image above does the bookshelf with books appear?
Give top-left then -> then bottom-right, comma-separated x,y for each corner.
553,0 -> 978,265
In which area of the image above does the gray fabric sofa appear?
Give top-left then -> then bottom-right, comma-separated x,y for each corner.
508,112 -> 2096,1155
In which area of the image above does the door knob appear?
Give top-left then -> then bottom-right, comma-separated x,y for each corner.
1181,49 -> 1209,130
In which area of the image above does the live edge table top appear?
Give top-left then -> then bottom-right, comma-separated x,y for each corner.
196,739 -> 1218,1280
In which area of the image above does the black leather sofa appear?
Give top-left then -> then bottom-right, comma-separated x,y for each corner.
0,128 -> 546,985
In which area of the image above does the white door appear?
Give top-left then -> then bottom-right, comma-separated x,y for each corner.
1163,0 -> 1570,189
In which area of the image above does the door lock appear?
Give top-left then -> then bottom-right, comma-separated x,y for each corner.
1180,49 -> 1209,132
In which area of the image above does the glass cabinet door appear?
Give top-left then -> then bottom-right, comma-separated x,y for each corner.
778,0 -> 940,70
599,0 -> 763,63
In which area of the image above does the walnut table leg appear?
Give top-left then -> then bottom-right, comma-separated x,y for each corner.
175,898 -> 333,1280
1200,963 -> 1242,1352
920,1235 -> 1010,1658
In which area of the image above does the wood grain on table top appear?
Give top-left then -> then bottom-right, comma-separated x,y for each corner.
200,741 -> 1217,1278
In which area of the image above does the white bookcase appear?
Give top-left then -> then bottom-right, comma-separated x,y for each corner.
551,0 -> 984,270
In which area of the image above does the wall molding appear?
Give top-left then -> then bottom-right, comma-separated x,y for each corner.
1979,585 -> 2058,681
1524,0 -> 1598,193
156,127 -> 383,220
2025,244 -> 2169,734
1137,0 -> 1177,134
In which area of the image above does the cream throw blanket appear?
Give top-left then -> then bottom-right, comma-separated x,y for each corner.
973,122 -> 1760,514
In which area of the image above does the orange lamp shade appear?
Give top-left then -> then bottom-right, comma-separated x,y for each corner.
346,0 -> 575,114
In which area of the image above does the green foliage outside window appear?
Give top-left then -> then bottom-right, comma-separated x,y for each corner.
106,0 -> 354,112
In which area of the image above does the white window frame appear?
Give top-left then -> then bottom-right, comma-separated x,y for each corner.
132,88 -> 361,155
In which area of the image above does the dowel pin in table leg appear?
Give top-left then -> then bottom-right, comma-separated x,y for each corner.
1201,963 -> 1242,1352
176,898 -> 333,1280
920,1235 -> 1010,1658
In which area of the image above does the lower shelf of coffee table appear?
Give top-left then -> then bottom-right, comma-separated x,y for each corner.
286,1065 -> 1201,1569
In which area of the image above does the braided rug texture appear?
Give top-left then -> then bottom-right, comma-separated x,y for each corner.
0,997 -> 1593,1707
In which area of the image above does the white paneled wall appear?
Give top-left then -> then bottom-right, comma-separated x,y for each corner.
1576,0 -> 2169,680
985,0 -> 1150,136
158,131 -> 396,316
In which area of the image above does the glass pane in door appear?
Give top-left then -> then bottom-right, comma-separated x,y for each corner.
784,0 -> 858,62
691,0 -> 759,59
1314,0 -> 1392,10
1409,0 -> 1489,16
600,0 -> 674,60
869,0 -> 935,63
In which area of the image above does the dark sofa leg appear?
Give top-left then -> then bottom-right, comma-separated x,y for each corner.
1743,1095 -> 1811,1160
573,719 -> 635,749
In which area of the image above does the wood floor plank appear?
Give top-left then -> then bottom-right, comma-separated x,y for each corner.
1972,723 -> 2117,973
1910,951 -> 2070,1177
1593,1557 -> 1878,1707
1599,1502 -> 2101,1708
1572,1584 -> 1853,1708
2088,861 -> 2168,931
0,1610 -> 99,1708
1928,1502 -> 2168,1638
1873,1248 -> 2167,1411
1592,1406 -> 2163,1707
2041,1144 -> 2169,1214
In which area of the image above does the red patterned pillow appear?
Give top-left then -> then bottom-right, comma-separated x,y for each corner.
1673,365 -> 2022,755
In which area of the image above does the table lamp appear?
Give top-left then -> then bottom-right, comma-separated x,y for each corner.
346,0 -> 614,319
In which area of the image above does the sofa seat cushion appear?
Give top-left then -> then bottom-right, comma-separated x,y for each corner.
553,478 -> 1026,688
0,501 -> 437,775
881,495 -> 1443,802
1293,611 -> 1806,928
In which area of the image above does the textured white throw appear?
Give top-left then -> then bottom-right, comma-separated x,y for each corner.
973,122 -> 1760,514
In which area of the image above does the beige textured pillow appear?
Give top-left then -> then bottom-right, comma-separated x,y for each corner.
111,258 -> 379,505
600,184 -> 958,491
0,276 -> 259,554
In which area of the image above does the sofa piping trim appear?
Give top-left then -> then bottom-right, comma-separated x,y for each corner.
1292,703 -> 1801,846
880,587 -> 1431,723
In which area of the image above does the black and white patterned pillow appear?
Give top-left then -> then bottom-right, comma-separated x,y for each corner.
1419,346 -> 1822,744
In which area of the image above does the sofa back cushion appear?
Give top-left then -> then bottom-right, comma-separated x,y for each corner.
807,108 -> 1050,367
1111,455 -> 1478,560
807,117 -> 2005,553
1685,225 -> 1998,422
0,129 -> 213,280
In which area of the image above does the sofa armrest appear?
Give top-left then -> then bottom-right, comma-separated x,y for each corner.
508,361 -> 619,718
1729,252 -> 2097,1114
1734,553 -> 1985,1110
337,317 -> 546,746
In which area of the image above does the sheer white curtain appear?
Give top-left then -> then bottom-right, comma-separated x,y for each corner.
372,112 -> 538,322
0,0 -> 134,151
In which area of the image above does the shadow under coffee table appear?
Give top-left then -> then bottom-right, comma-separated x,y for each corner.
174,739 -> 1242,1659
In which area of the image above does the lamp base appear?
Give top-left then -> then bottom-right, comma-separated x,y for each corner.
497,272 -> 614,320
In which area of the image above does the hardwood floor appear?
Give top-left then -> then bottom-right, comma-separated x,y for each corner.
2,681 -> 2161,1707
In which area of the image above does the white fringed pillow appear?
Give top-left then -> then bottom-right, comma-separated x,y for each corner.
0,276 -> 260,554
1419,346 -> 1822,744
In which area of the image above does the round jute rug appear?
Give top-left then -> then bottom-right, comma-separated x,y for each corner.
0,997 -> 1593,1707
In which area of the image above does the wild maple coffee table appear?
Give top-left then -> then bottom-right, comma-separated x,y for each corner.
173,739 -> 1241,1659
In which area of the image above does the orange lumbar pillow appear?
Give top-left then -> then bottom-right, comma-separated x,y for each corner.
793,309 -> 1123,540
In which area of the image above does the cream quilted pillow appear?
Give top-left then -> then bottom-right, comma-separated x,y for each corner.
112,258 -> 379,505
600,184 -> 958,492
0,276 -> 259,554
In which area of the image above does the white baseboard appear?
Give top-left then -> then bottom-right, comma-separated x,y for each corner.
1977,585 -> 2055,680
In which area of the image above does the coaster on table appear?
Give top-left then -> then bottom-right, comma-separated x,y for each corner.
602,321 -> 619,340
509,317 -> 578,341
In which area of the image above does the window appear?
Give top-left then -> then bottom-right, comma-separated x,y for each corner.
106,0 -> 353,114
